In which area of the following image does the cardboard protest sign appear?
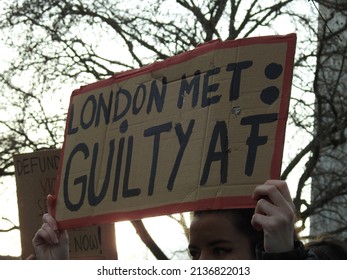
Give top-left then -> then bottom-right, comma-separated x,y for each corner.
13,149 -> 117,259
67,223 -> 117,259
54,34 -> 296,229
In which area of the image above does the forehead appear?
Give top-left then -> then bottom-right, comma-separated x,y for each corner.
189,212 -> 240,240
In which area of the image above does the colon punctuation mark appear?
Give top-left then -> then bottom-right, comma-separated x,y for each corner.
241,62 -> 283,176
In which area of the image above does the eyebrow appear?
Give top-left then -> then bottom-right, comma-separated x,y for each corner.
207,239 -> 231,247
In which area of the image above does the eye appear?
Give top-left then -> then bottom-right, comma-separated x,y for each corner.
213,247 -> 232,257
189,249 -> 200,260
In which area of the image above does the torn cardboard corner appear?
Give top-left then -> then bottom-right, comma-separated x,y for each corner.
54,34 -> 297,229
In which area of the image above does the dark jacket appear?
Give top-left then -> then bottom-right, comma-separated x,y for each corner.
256,241 -> 317,260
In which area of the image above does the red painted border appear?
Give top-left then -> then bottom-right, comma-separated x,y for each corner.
270,34 -> 296,179
71,34 -> 296,97
54,34 -> 296,229
58,196 -> 256,229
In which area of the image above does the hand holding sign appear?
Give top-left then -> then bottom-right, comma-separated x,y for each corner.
251,180 -> 296,253
32,195 -> 69,260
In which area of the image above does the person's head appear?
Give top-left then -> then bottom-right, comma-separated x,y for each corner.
188,208 -> 263,260
306,235 -> 347,260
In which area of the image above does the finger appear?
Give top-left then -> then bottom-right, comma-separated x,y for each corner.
253,197 -> 295,229
252,198 -> 272,231
264,180 -> 292,202
33,225 -> 58,246
46,194 -> 55,216
254,197 -> 277,216
252,183 -> 287,207
42,213 -> 58,231
251,213 -> 263,231
42,222 -> 60,244
263,180 -> 296,212
252,180 -> 289,199
251,212 -> 263,228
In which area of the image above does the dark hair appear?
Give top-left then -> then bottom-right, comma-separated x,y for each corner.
193,208 -> 263,257
306,235 -> 347,260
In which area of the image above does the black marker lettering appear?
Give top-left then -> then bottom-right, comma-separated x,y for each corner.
200,121 -> 228,185
64,143 -> 89,211
132,84 -> 146,115
67,104 -> 78,135
241,113 -> 278,176
112,137 -> 125,202
167,120 -> 195,190
95,92 -> 113,127
88,140 -> 115,206
144,122 -> 173,195
81,95 -> 97,130
113,88 -> 131,122
177,71 -> 201,109
201,67 -> 221,107
122,136 -> 141,198
226,61 -> 253,101
146,77 -> 167,114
